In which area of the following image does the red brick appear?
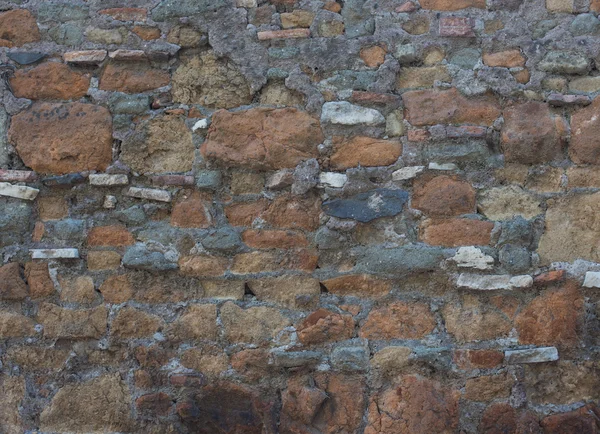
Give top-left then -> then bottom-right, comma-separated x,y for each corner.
412,175 -> 476,216
10,63 -> 89,100
534,270 -> 566,285
421,218 -> 494,247
439,17 -> 475,37
242,229 -> 309,249
99,62 -> 170,93
87,226 -> 134,247
329,136 -> 401,169
225,200 -> 268,226
360,301 -> 435,339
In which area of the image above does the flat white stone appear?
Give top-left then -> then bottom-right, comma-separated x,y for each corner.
457,273 -> 533,290
30,248 -> 79,259
0,182 -> 39,200
583,271 -> 600,288
392,166 -> 424,181
63,50 -> 107,63
192,119 -> 208,131
321,101 -> 385,126
505,347 -> 558,364
319,172 -> 347,188
89,174 -> 129,186
509,274 -> 534,288
451,246 -> 494,270
125,187 -> 171,202
429,162 -> 458,171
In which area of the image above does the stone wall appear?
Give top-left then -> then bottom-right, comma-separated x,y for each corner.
0,0 -> 599,432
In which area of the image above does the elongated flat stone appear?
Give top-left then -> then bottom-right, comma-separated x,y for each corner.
30,248 -> 79,259
63,50 -> 107,63
321,102 -> 385,126
583,271 -> 600,288
89,174 -> 129,186
505,347 -> 558,364
457,273 -> 533,290
42,173 -> 87,187
319,172 -> 347,188
257,29 -> 310,40
0,182 -> 39,200
392,166 -> 424,181
125,187 -> 171,202
7,52 -> 45,65
0,170 -> 37,182
323,188 -> 409,222
108,49 -> 146,61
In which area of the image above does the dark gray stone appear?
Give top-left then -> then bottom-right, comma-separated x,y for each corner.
152,0 -> 229,21
49,23 -> 84,46
109,94 -> 150,115
7,52 -> 46,65
330,346 -> 369,371
341,0 -> 375,38
499,244 -> 531,273
322,188 -> 408,223
449,48 -> 481,70
0,198 -> 31,247
315,227 -> 344,250
47,219 -> 85,242
357,244 -> 450,275
123,243 -> 178,271
42,173 -> 87,187
538,51 -> 590,74
498,216 -> 533,247
116,206 -> 147,226
201,227 -> 242,252
0,108 -> 8,169
532,20 -> 558,39
318,70 -> 378,92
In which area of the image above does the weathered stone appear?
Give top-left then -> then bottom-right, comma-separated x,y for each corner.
540,403 -> 600,433
220,301 -> 290,344
538,51 -> 589,75
525,361 -> 600,404
99,274 -> 133,304
179,255 -> 229,278
478,186 -> 542,221
99,62 -> 169,93
323,188 -> 408,223
170,191 -> 212,228
297,309 -> 354,345
0,10 -> 40,47
64,50 -> 107,64
123,243 -> 178,271
0,263 -> 27,300
571,13 -> 600,35
397,65 -> 452,89
501,102 -> 567,164
321,102 -> 385,126
322,274 -> 392,296
439,17 -> 475,37
257,29 -> 311,40
88,225 -> 134,247
358,244 -> 449,276
465,374 -> 514,402
9,103 -> 112,175
40,374 -> 131,433
412,175 -> 475,217
360,301 -> 435,339
0,311 -> 35,338
59,275 -> 96,304
451,246 -> 494,270
570,97 -> 600,164
330,136 -> 401,169
7,52 -> 45,65
505,346 -> 559,363
569,76 -> 600,93
38,303 -> 107,339
319,172 -> 347,188
111,306 -> 163,338
202,108 -> 323,170
443,297 -> 512,342
483,49 -> 526,67
25,262 -> 54,298
454,349 -> 504,369
292,158 -> 319,195
10,62 -> 89,100
392,166 -> 425,181
263,194 -> 321,230
87,251 -> 121,270
0,183 -> 38,201
421,218 -> 494,247
168,304 -> 218,341
420,0 -> 485,9
30,249 -> 79,259
125,187 -> 171,202
457,273 -> 532,290
180,346 -> 228,376
360,45 -> 386,68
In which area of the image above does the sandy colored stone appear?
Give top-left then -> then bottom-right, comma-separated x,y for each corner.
570,96 -> 600,164
247,275 -> 320,308
360,301 -> 436,339
0,311 -> 35,338
221,301 -> 290,344
360,45 -> 387,68
172,52 -> 252,109
24,262 -> 55,298
420,218 -> 494,247
297,308 -> 354,345
0,262 -> 27,300
99,61 -> 170,93
231,171 -> 264,195
281,9 -> 315,28
6,347 -> 70,370
59,275 -> 96,303
111,306 -> 163,338
231,251 -> 280,274
515,283 -> 582,348
99,7 -> 147,21
483,49 -> 526,67
412,175 -> 476,217
87,225 -> 134,247
132,25 -> 161,40
525,361 -> 600,404
38,303 -> 107,339
180,346 -> 229,376
567,166 -> 600,188
202,108 -> 323,170
87,250 -> 122,270
201,280 -> 245,300
179,255 -> 229,278
167,25 -> 202,47
9,102 -> 112,175
37,196 -> 68,221
365,375 -> 460,434
322,274 -> 392,297
443,296 -> 511,343
465,373 -> 514,402
0,376 -> 25,434
40,374 -> 132,433
397,65 -> 452,89
171,191 -> 212,228
168,304 -> 218,341
10,62 -> 89,100
0,9 -> 40,46
121,116 -> 194,175
329,136 -> 402,169
262,194 -> 321,231
538,192 -> 600,264
371,346 -> 412,376
526,166 -> 563,193
259,81 -> 304,107
99,274 -> 133,304
478,185 -> 542,221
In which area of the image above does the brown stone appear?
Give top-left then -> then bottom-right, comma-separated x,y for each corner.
242,229 -> 308,249
0,376 -> 25,433
180,346 -> 229,376
59,275 -> 96,304
87,225 -> 134,247
403,88 -> 500,126
322,274 -> 392,297
525,361 -> 600,405
534,270 -> 566,285
40,374 -> 132,433
225,200 -> 268,226
99,62 -> 170,93
87,251 -> 122,271
6,347 -> 70,370
37,303 -> 107,339
570,96 -> 600,164
231,171 -> 264,195
402,15 -> 430,34
121,115 -> 194,175
478,185 -> 542,221
329,136 -> 402,169
10,63 -> 89,100
480,404 -> 542,434
130,272 -> 203,303
168,304 -> 218,341
99,7 -> 147,21
132,25 -> 161,40
365,375 -> 460,434
360,46 -> 387,68
8,102 -> 112,175
247,276 -> 320,308
483,49 -> 526,67
259,82 -> 305,107
297,309 -> 354,345
281,9 -> 315,28
540,403 -> 600,433
465,373 -> 514,402
412,175 -> 476,216
454,349 -> 504,369
262,194 -> 321,231
515,283 -> 583,348
167,26 -> 202,47
24,262 -> 55,299
136,393 -> 172,417
231,348 -> 270,381
202,108 -> 323,170
420,218 -> 494,247
179,255 -> 229,278
360,301 -> 435,339
0,263 -> 27,300
0,311 -> 35,338
171,191 -> 213,228
501,102 -> 567,164
99,274 -> 133,304
111,307 -> 163,339
221,301 -> 290,344
37,196 -> 68,221
0,10 -> 40,47
172,51 -> 252,109
397,65 -> 452,89
443,296 -> 512,343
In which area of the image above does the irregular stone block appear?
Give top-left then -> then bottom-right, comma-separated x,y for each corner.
456,273 -> 533,290
322,188 -> 408,222
63,50 -> 107,63
88,174 -> 128,186
10,62 -> 90,100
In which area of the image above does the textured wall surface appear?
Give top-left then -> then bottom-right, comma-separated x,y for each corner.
0,0 -> 600,432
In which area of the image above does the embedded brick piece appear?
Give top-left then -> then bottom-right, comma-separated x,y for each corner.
439,17 -> 475,37
421,218 -> 494,247
412,175 -> 476,217
99,62 -> 170,93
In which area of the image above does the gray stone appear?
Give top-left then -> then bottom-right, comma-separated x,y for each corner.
123,243 -> 178,271
125,187 -> 171,202
498,217 -> 533,247
321,102 -> 385,126
499,244 -> 531,273
449,48 -> 481,70
49,24 -> 84,46
38,3 -> 89,22
268,47 -> 300,60
267,68 -> 289,79
117,206 -> 146,225
152,0 -> 228,21
0,198 -> 31,247
487,0 -> 523,10
46,219 -> 85,242
341,0 -> 375,38
30,249 -> 79,259
42,174 -> 86,187
505,347 -> 558,364
394,44 -> 417,64
357,244 -> 449,276
196,170 -> 222,190
547,93 -> 591,106
413,347 -> 453,371
292,158 -> 320,195
318,70 -> 378,92
7,52 -> 45,65
538,51 -> 590,75
272,350 -> 322,368
330,345 -> 369,371
0,108 -> 7,169
109,94 -> 150,115
532,20 -> 558,39
322,188 -> 409,223
201,227 -> 242,252
570,13 -> 600,36
315,227 -> 344,250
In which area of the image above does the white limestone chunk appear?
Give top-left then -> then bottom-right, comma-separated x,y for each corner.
125,187 -> 171,202
321,102 -> 385,126
583,271 -> 600,288
319,172 -> 347,188
457,273 -> 533,290
451,246 -> 494,270
192,119 -> 208,131
392,166 -> 424,181
429,162 -> 458,170
89,174 -> 129,186
505,347 -> 559,364
30,248 -> 79,259
0,182 -> 39,200
509,274 -> 534,288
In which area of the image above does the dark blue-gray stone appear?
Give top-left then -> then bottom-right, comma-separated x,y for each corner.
7,52 -> 46,65
123,243 -> 178,271
116,206 -> 147,226
47,219 -> 85,241
49,23 -> 84,46
0,198 -> 31,247
357,244 -> 450,276
498,216 -> 533,246
42,173 -> 86,186
499,244 -> 531,273
322,188 -> 408,223
202,227 -> 242,252
152,0 -> 228,21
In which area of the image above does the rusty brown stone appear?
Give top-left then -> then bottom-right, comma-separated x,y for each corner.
329,136 -> 402,170
420,218 -> 494,247
297,309 -> 354,345
0,10 -> 40,46
242,229 -> 308,249
87,225 -> 135,247
10,63 -> 89,100
322,274 -> 392,297
99,62 -> 170,93
360,301 -> 435,339
170,191 -> 213,228
0,263 -> 28,300
412,175 -> 476,217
